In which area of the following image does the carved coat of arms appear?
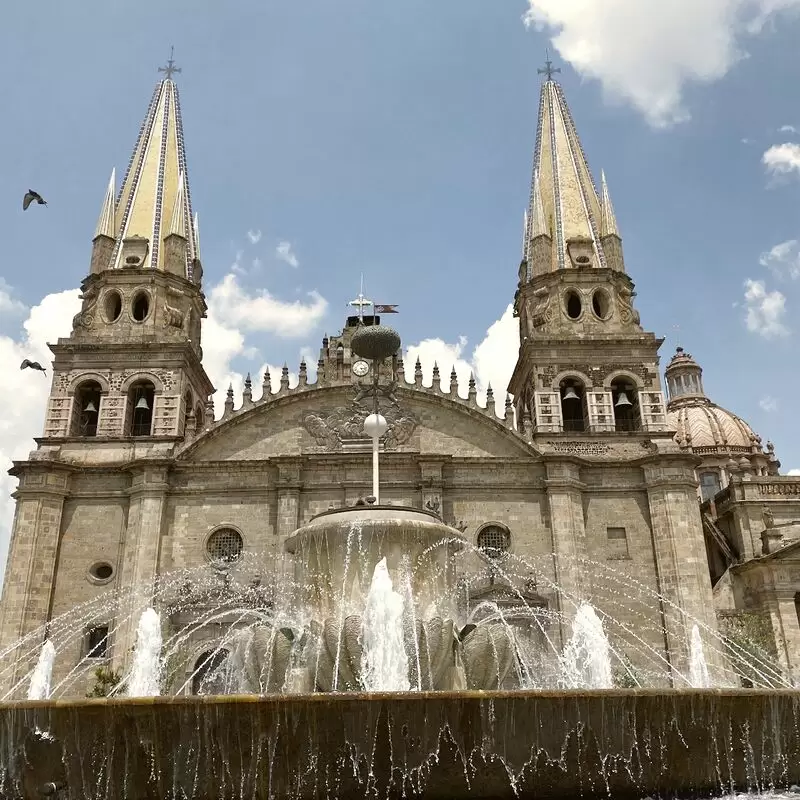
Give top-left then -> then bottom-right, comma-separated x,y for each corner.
302,384 -> 418,451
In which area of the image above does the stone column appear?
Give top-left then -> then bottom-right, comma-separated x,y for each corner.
111,465 -> 170,672
642,457 -> 722,683
543,458 -> 587,645
275,459 -> 303,538
0,465 -> 70,695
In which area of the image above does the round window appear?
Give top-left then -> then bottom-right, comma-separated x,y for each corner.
206,528 -> 244,563
477,525 -> 510,559
591,289 -> 611,320
104,290 -> 122,322
88,561 -> 114,584
565,290 -> 582,320
575,255 -> 591,266
131,291 -> 150,322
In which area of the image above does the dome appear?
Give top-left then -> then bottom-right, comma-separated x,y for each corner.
667,401 -> 760,454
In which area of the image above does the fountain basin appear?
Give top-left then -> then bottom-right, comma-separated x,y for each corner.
285,505 -> 465,619
6,689 -> 800,799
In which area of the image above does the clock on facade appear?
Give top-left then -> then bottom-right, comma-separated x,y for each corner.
352,359 -> 370,377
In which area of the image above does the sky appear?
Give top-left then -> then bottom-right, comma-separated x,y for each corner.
2,0 -> 800,581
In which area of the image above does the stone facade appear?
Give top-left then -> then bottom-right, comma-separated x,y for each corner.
2,67 -> 799,699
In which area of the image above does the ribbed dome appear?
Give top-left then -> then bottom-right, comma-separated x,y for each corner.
667,401 -> 760,454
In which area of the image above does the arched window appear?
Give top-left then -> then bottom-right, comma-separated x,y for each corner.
194,403 -> 205,435
127,380 -> 155,437
192,648 -> 230,695
71,380 -> 102,437
477,524 -> 511,559
560,379 -> 587,433
206,527 -> 244,563
182,390 -> 193,436
611,378 -> 640,432
699,471 -> 721,502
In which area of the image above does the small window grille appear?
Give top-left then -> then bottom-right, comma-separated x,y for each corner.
86,625 -> 109,658
477,525 -> 510,559
206,528 -> 244,562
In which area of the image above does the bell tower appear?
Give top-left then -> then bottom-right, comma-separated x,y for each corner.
508,62 -> 668,439
42,55 -> 214,443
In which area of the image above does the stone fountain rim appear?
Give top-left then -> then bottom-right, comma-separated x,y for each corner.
307,504 -> 446,524
6,687 -> 799,710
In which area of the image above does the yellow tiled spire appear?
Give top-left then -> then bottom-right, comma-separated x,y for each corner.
527,67 -> 617,272
106,52 -> 198,278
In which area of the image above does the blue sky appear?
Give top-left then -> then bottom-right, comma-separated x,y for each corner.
2,0 -> 800,570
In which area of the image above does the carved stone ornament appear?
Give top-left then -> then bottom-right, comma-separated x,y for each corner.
616,287 -> 640,326
72,285 -> 99,330
530,285 -> 551,329
303,401 -> 418,451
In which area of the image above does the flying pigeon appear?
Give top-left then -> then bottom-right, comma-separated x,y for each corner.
20,359 -> 47,374
22,190 -> 47,211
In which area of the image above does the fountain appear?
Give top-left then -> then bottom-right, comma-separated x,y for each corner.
0,324 -> 798,798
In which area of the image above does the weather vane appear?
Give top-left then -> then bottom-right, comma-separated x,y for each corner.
537,50 -> 560,82
158,46 -> 181,81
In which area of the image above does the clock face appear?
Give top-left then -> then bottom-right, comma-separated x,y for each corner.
352,359 -> 370,377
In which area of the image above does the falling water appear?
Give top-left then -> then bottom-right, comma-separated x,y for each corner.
126,607 -> 163,697
689,623 -> 712,688
360,558 -> 410,692
560,602 -> 614,689
27,640 -> 56,701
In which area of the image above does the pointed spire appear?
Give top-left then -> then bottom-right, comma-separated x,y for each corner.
242,372 -> 253,405
600,170 -> 620,238
224,384 -> 235,416
299,359 -> 308,387
486,383 -> 494,411
527,75 -> 611,271
167,172 -> 187,238
262,368 -> 272,399
107,69 -> 198,276
414,357 -> 423,387
432,362 -> 441,392
280,364 -> 290,392
468,373 -> 477,404
94,169 -> 116,240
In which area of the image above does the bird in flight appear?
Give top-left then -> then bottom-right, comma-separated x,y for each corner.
20,359 -> 47,374
22,190 -> 47,210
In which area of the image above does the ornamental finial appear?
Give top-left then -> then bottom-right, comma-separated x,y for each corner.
158,46 -> 181,81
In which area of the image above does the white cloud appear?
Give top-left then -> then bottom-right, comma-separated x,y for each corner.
404,305 -> 519,417
0,288 -> 81,588
779,124 -> 797,134
522,0 -> 800,127
276,241 -> 300,269
207,273 -> 327,337
246,229 -> 262,245
760,239 -> 800,279
759,395 -> 778,412
742,278 -> 789,338
0,279 -> 25,317
763,142 -> 800,177
787,468 -> 800,476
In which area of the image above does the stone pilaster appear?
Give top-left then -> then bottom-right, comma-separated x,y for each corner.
276,459 -> 303,538
544,458 -> 587,644
0,465 -> 70,693
642,457 -> 721,683
111,464 -> 170,672
419,460 -> 446,515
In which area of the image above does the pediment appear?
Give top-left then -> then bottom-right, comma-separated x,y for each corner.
178,385 -> 538,462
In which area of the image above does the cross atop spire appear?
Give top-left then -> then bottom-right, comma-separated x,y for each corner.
537,50 -> 561,82
348,274 -> 373,324
158,46 -> 181,81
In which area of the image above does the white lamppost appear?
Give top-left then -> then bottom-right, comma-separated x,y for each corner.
350,323 -> 402,506
363,412 -> 388,502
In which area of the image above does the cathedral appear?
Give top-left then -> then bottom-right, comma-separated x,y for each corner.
1,58 -> 799,696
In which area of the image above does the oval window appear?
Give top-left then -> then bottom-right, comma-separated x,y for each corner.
88,561 -> 114,584
131,292 -> 150,322
104,291 -> 122,322
592,289 -> 611,320
565,291 -> 582,320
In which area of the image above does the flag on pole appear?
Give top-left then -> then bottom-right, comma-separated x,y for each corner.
374,304 -> 399,314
